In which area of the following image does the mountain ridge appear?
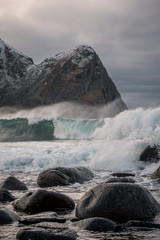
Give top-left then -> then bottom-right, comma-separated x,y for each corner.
0,39 -> 127,116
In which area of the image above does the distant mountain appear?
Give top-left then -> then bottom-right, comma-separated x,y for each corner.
0,39 -> 127,114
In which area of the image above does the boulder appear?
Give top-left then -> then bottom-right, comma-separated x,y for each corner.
19,211 -> 66,225
76,182 -> 160,221
73,217 -> 116,232
105,177 -> 135,183
0,188 -> 15,203
150,166 -> 160,179
140,145 -> 159,163
13,189 -> 75,214
20,216 -> 66,225
16,222 -> 78,240
111,172 -> 135,177
37,166 -> 94,187
0,176 -> 28,190
0,207 -> 20,225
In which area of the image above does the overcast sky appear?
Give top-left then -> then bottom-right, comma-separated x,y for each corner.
1,0 -> 160,108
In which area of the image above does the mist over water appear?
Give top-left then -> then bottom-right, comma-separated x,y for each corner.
0,102 -> 160,173
0,99 -> 126,120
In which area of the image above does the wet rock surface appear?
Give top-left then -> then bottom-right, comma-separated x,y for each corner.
111,172 -> 135,177
0,170 -> 160,240
151,166 -> 160,179
0,176 -> 28,190
140,145 -> 160,163
37,166 -> 94,187
105,177 -> 135,183
73,217 -> 116,232
0,207 -> 20,225
13,189 -> 75,214
19,216 -> 66,225
0,188 -> 15,203
76,182 -> 160,221
16,222 -> 78,240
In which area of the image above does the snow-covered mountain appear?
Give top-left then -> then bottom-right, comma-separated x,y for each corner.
0,39 -> 127,114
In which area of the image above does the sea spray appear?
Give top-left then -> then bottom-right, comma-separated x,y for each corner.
0,106 -> 160,173
92,107 -> 160,144
53,118 -> 104,139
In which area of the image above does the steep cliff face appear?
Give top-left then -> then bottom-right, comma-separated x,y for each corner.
0,39 -> 127,114
0,39 -> 33,105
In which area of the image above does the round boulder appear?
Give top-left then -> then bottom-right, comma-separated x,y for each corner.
76,182 -> 160,221
105,177 -> 135,184
37,166 -> 94,187
150,166 -> 160,179
0,176 -> 28,190
0,207 -> 20,225
140,145 -> 159,163
111,172 -> 135,177
73,217 -> 116,232
16,223 -> 78,240
0,188 -> 15,203
13,189 -> 75,214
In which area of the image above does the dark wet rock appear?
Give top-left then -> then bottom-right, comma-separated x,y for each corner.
140,145 -> 159,163
105,177 -> 135,183
111,172 -> 135,177
116,220 -> 160,231
73,217 -> 116,232
37,166 -> 94,187
0,188 -> 15,202
0,176 -> 28,190
19,211 -> 65,225
13,189 -> 75,214
16,222 -> 78,240
150,166 -> 160,179
70,218 -> 80,222
20,217 -> 66,225
76,182 -> 160,221
0,207 -> 20,225
124,220 -> 160,229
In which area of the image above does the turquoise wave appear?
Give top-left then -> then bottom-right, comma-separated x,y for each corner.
0,118 -> 54,141
0,118 -> 104,142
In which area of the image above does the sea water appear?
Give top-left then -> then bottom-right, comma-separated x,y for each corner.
0,104 -> 160,239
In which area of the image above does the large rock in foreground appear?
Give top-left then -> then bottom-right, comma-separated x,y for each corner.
76,182 -> 160,221
37,166 -> 94,187
0,39 -> 127,117
13,189 -> 75,214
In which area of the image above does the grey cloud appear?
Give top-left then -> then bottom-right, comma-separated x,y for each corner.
123,92 -> 160,109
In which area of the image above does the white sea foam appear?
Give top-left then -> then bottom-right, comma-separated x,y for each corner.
93,107 -> 160,143
0,106 -> 160,173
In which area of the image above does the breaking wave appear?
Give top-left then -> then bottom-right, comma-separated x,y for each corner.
0,106 -> 160,143
0,105 -> 160,172
0,118 -> 104,141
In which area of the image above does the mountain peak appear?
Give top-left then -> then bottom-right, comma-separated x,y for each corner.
0,40 -> 127,115
53,45 -> 96,68
0,38 -> 33,63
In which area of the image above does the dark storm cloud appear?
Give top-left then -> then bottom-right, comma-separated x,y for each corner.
0,0 -> 160,108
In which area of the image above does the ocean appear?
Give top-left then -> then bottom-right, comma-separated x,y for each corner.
0,104 -> 160,239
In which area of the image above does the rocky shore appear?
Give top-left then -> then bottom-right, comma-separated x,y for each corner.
1,148 -> 160,240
